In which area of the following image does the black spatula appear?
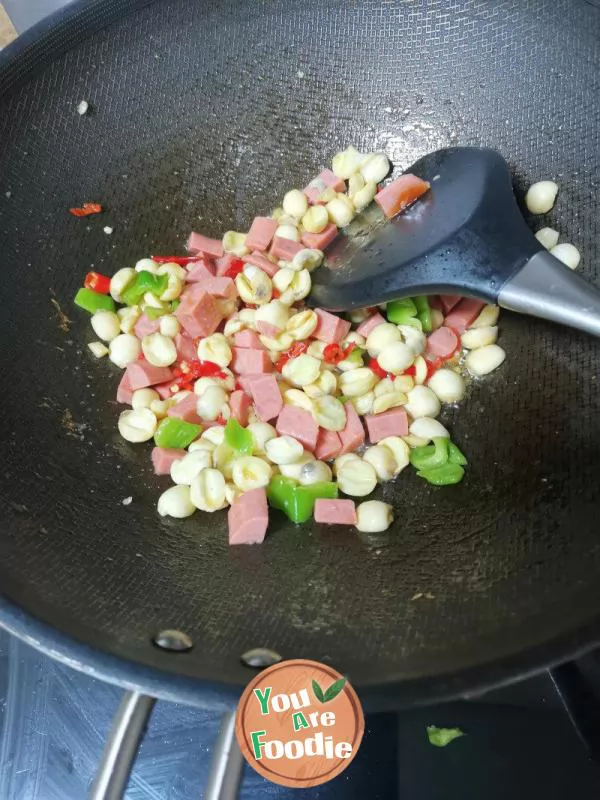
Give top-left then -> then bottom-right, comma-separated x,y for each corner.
309,147 -> 600,337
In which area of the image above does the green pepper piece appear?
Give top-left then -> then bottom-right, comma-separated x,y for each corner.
426,726 -> 465,747
122,271 -> 169,306
386,297 -> 417,324
400,315 -> 423,331
145,305 -> 169,320
345,347 -> 365,365
417,463 -> 465,486
154,417 -> 201,449
410,437 -> 449,470
448,442 -> 468,466
224,419 -> 254,454
267,477 -> 338,523
414,295 -> 433,333
171,299 -> 181,311
74,287 -> 116,314
267,475 -> 299,512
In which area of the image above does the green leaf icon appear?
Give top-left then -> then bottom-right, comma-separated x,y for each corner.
312,679 -> 325,703
323,677 -> 346,702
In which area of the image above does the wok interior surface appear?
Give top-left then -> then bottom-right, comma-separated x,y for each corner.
1,0 -> 600,705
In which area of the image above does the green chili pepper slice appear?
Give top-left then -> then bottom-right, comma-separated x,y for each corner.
417,463 -> 465,486
224,419 -> 254,454
267,477 -> 338,524
414,295 -> 433,333
448,442 -> 468,466
154,417 -> 201,449
74,287 -> 116,314
410,437 -> 449,470
121,271 -> 169,306
386,297 -> 417,324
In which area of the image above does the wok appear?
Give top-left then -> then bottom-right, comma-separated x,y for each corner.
1,0 -> 600,720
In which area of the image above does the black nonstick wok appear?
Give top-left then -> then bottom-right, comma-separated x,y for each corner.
2,0 -> 600,751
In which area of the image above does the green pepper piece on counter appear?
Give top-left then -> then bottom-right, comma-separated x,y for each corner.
267,477 -> 338,524
121,270 -> 169,306
386,297 -> 417,325
448,442 -> 468,466
414,295 -> 433,333
417,463 -> 465,486
426,726 -> 465,747
154,417 -> 201,449
410,437 -> 449,471
74,287 -> 116,313
224,419 -> 254,454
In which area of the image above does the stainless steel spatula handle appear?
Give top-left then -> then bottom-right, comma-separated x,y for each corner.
498,251 -> 600,338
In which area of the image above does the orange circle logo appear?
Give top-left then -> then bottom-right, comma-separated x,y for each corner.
235,659 -> 364,788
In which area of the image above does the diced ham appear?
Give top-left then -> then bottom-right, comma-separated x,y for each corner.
315,428 -> 342,462
276,405 -> 319,452
154,381 -> 173,399
175,289 -> 223,338
375,173 -> 431,219
270,237 -> 304,261
229,390 -> 252,426
242,251 -> 280,277
126,359 -> 173,391
175,333 -> 197,362
134,314 -> 160,339
444,298 -> 486,334
303,169 -> 346,204
313,308 -> 351,344
256,321 -> 281,338
236,374 -> 263,395
301,223 -> 338,251
187,231 -> 224,258
314,499 -> 357,525
245,217 -> 279,252
339,402 -> 365,454
364,408 -> 409,442
426,326 -> 459,359
246,374 -> 282,422
428,296 -> 444,312
439,295 -> 461,314
204,276 -> 237,300
356,312 -> 386,338
151,447 -> 186,476
231,347 -> 273,375
228,488 -> 269,545
234,330 -> 265,350
186,259 -> 215,283
167,393 -> 202,424
215,254 -> 238,277
116,370 -> 134,404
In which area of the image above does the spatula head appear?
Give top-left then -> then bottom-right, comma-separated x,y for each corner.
309,147 -> 542,311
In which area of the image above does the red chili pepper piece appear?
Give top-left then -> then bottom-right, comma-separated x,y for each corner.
426,356 -> 444,378
323,343 -> 343,364
69,203 -> 102,217
223,259 -> 246,279
173,359 -> 227,386
151,256 -> 199,265
216,415 -> 227,426
368,357 -> 391,379
275,341 -> 309,372
404,365 -> 416,377
83,271 -> 111,294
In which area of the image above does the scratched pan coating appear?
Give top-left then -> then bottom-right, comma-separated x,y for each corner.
1,0 -> 600,707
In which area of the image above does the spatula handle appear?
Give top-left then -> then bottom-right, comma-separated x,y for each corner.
498,250 -> 600,337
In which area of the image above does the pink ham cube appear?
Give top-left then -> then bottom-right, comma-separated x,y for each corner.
151,447 -> 186,476
439,295 -> 461,314
126,360 -> 174,390
186,259 -> 215,283
134,314 -> 160,339
154,381 -> 174,399
314,499 -> 357,525
242,251 -> 280,277
231,347 -> 273,375
303,169 -> 345,204
364,408 -> 408,442
256,321 -> 281,338
315,428 -> 342,462
246,374 -> 282,422
339,402 -> 365,454
167,393 -> 202,425
175,333 -> 197,362
233,330 -> 265,350
313,308 -> 351,344
229,390 -> 252,426
270,237 -> 304,262
116,370 -> 134,404
187,232 -> 223,258
444,298 -> 485,334
203,276 -> 237,300
426,326 -> 459,359
175,289 -> 223,338
356,312 -> 386,338
246,217 -> 278,252
228,488 -> 269,545
276,405 -> 318,452
301,223 -> 338,251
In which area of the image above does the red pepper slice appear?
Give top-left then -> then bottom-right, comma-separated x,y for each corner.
215,415 -> 227,426
404,365 -> 416,377
69,203 -> 102,217
425,356 -> 444,379
368,357 -> 391,380
84,271 -> 111,294
173,359 -> 227,386
223,259 -> 246,279
152,256 -> 199,265
275,341 -> 309,372
323,344 -> 343,364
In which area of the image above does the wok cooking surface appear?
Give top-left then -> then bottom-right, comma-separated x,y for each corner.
1,0 -> 600,707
